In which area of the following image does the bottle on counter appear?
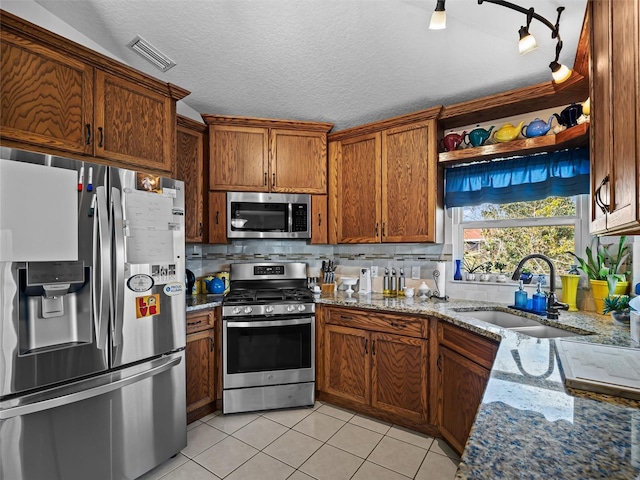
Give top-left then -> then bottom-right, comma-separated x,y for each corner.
390,268 -> 397,296
383,268 -> 391,296
398,268 -> 406,296
532,282 -> 546,312
515,280 -> 528,308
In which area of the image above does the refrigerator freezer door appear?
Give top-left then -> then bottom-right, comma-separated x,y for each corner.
0,351 -> 186,480
110,169 -> 186,368
0,149 -> 109,397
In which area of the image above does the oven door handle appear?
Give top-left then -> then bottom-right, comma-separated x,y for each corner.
226,318 -> 312,328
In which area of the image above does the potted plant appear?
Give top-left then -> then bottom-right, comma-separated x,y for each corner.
494,262 -> 507,282
463,255 -> 483,281
603,294 -> 631,324
480,262 -> 493,282
568,236 -> 630,313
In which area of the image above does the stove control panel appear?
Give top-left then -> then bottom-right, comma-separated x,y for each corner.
223,302 -> 315,318
254,265 -> 285,276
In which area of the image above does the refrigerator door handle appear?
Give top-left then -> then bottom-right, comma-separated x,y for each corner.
111,187 -> 125,346
0,355 -> 181,420
92,186 -> 110,351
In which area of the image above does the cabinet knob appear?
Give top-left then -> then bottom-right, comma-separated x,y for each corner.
272,173 -> 276,187
364,338 -> 368,355
86,124 -> 92,145
264,172 -> 268,186
318,213 -> 322,227
97,127 -> 104,147
382,222 -> 386,237
216,211 -> 219,224
375,223 -> 379,237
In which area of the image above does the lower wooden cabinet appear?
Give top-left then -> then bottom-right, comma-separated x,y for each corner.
321,309 -> 428,424
186,308 -> 221,423
437,345 -> 490,454
437,321 -> 498,455
371,332 -> 428,422
323,324 -> 370,405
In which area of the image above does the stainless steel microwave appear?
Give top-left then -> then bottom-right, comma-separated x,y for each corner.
227,192 -> 311,239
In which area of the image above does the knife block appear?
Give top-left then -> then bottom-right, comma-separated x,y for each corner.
320,283 -> 335,294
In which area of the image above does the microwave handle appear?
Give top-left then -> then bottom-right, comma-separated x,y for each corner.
288,202 -> 293,233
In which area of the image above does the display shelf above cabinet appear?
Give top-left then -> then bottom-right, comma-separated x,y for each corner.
438,123 -> 589,167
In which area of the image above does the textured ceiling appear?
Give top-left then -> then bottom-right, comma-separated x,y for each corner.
27,0 -> 587,131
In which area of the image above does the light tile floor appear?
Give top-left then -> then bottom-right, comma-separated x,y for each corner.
138,401 -> 460,480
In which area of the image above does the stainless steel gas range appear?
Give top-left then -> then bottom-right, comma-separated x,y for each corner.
222,262 -> 315,414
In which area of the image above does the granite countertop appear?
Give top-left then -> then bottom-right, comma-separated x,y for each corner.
185,294 -> 223,312
317,293 -> 640,479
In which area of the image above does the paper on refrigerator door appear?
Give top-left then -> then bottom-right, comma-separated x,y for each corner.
0,159 -> 78,261
124,191 -> 176,264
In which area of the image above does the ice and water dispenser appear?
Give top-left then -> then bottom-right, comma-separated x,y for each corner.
18,261 -> 91,354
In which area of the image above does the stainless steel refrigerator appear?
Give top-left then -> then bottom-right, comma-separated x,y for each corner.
0,147 -> 187,480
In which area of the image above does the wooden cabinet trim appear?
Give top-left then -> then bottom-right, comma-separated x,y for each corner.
328,106 -> 441,142
438,321 -> 498,370
202,114 -> 333,132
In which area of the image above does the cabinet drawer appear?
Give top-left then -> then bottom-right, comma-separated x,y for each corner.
438,321 -> 498,369
187,310 -> 215,334
326,307 -> 425,338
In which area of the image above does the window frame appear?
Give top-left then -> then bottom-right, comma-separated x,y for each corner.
450,194 -> 591,275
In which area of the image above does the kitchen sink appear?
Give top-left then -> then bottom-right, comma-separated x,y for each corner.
454,309 -> 593,338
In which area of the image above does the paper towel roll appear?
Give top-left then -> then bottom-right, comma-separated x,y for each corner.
433,262 -> 446,298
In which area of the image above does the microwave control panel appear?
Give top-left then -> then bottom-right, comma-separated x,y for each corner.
292,204 -> 308,232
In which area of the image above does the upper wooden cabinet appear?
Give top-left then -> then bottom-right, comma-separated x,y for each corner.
203,115 -> 333,194
589,0 -> 640,234
328,108 -> 442,243
0,10 -> 189,175
176,116 -> 208,243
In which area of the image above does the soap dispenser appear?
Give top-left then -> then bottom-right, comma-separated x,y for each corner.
515,280 -> 528,308
532,282 -> 546,312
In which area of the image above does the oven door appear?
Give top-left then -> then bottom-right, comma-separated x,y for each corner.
223,316 -> 315,389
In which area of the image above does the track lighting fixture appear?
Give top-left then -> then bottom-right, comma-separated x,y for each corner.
429,0 -> 446,30
518,8 -> 537,55
428,0 -> 572,83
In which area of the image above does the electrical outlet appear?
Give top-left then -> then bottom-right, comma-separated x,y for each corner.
411,266 -> 420,279
370,266 -> 378,277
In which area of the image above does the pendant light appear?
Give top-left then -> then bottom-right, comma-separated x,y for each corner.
518,8 -> 537,55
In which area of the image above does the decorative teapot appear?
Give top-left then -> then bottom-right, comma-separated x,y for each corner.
441,131 -> 466,152
204,276 -> 225,294
554,103 -> 583,128
464,125 -> 494,147
494,121 -> 525,143
521,116 -> 555,138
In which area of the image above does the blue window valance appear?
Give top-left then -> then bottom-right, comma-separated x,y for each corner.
444,147 -> 590,208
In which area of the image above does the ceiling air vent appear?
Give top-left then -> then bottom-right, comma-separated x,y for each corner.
126,35 -> 176,72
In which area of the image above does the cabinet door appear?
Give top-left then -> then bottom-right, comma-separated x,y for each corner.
605,0 -> 639,232
438,345 -> 490,455
94,70 -> 173,173
590,0 -> 640,234
0,30 -> 94,155
371,332 -> 428,421
209,125 -> 269,191
335,133 -> 382,243
382,120 -> 437,242
311,195 -> 328,244
208,192 -> 227,244
324,325 -> 370,405
177,123 -> 205,242
270,129 -> 327,193
186,329 -> 216,414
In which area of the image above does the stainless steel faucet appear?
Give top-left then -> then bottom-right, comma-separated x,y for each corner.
511,254 -> 569,320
